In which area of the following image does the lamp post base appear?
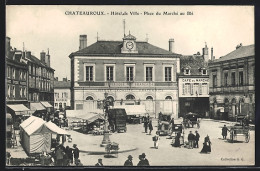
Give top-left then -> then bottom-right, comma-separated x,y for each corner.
100,132 -> 111,147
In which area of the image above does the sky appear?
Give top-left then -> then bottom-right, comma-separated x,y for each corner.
6,5 -> 254,80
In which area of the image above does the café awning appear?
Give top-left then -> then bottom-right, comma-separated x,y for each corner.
30,102 -> 46,111
7,104 -> 30,112
40,101 -> 53,108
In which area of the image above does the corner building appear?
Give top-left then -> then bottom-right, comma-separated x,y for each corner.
208,44 -> 255,121
69,34 -> 181,118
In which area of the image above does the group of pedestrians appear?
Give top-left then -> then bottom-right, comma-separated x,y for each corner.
123,153 -> 150,166
187,131 -> 200,149
53,144 -> 81,166
143,116 -> 153,135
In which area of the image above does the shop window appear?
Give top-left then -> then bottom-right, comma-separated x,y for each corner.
202,83 -> 208,95
185,83 -> 190,95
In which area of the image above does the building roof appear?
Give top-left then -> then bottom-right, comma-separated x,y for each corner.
54,80 -> 71,88
70,40 -> 180,57
179,55 -> 208,76
214,44 -> 254,62
27,54 -> 55,71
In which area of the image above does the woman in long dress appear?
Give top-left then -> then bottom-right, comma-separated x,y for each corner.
200,135 -> 211,153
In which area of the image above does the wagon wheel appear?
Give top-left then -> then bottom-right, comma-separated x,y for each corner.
245,131 -> 250,143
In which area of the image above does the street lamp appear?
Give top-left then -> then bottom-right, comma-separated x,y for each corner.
100,92 -> 111,147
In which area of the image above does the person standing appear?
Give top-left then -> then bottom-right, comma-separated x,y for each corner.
201,135 -> 212,153
124,155 -> 133,166
143,116 -> 148,133
95,158 -> 103,166
222,125 -> 229,139
173,132 -> 181,147
137,153 -> 150,166
55,146 -> 64,166
188,131 -> 195,149
73,144 -> 79,164
153,132 -> 160,149
170,118 -> 175,134
195,131 -> 200,148
148,120 -> 153,135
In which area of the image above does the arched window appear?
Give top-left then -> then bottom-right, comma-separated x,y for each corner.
107,96 -> 114,106
165,96 -> 172,100
146,96 -> 153,100
126,94 -> 135,100
86,96 -> 94,100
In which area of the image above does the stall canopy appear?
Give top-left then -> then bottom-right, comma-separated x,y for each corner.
113,105 -> 148,116
66,110 -> 105,123
7,104 -> 30,115
30,102 -> 46,111
40,101 -> 53,108
20,116 -> 69,155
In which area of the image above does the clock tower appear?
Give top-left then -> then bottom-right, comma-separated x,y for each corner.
121,32 -> 138,54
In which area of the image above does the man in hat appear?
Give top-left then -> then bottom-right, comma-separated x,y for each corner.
137,153 -> 150,166
95,158 -> 103,166
124,155 -> 133,166
222,125 -> 229,139
73,144 -> 79,164
188,131 -> 195,149
194,130 -> 200,148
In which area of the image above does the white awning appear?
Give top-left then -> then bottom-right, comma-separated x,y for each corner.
7,104 -> 30,112
40,101 -> 53,108
215,107 -> 224,112
113,105 -> 148,116
45,121 -> 69,135
30,102 -> 46,111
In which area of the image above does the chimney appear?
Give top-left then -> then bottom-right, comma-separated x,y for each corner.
46,48 -> 50,67
79,35 -> 87,50
202,42 -> 209,61
6,37 -> 11,56
40,51 -> 46,63
169,38 -> 174,53
211,47 -> 214,60
236,43 -> 243,49
26,51 -> 31,59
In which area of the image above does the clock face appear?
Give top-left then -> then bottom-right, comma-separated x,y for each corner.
126,41 -> 134,50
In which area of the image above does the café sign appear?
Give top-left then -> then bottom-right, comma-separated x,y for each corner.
182,78 -> 209,83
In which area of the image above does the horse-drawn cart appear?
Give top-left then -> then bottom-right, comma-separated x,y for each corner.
229,125 -> 250,143
182,112 -> 200,129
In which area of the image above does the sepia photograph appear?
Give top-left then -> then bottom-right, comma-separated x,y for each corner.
5,5 -> 255,167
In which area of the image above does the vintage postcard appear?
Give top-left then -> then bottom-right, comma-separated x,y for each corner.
5,5 -> 255,167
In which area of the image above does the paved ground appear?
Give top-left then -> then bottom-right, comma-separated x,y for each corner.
7,118 -> 255,166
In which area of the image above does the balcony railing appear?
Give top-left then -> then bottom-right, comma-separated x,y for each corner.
209,84 -> 254,94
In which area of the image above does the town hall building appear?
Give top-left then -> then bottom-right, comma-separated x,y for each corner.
69,33 -> 181,118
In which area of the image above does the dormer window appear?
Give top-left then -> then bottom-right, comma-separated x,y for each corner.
184,69 -> 190,75
199,68 -> 207,75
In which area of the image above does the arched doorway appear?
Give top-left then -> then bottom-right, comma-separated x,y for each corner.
85,96 -> 95,111
164,96 -> 173,114
145,96 -> 154,114
106,96 -> 114,106
239,98 -> 245,115
125,94 -> 135,105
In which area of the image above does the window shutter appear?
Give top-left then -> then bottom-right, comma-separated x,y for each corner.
182,83 -> 185,95
191,84 -> 193,95
199,83 -> 202,95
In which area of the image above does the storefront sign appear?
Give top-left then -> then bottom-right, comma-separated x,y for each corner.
106,82 -> 155,87
182,78 -> 209,83
97,89 -> 164,92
